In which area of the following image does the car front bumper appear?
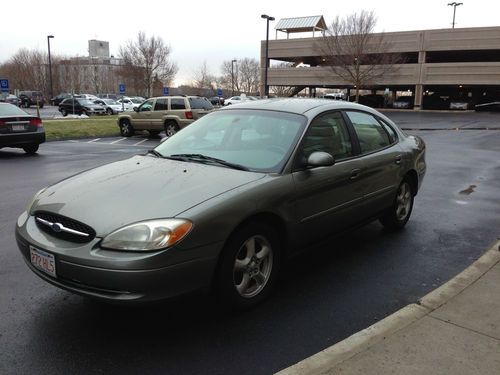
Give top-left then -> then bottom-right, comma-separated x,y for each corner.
16,213 -> 220,303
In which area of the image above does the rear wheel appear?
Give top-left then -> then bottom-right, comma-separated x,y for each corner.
119,119 -> 134,137
380,179 -> 414,230
106,108 -> 113,115
23,144 -> 39,154
216,222 -> 280,309
164,121 -> 180,137
61,108 -> 68,116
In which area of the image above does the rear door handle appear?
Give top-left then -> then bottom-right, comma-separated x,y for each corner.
350,168 -> 362,180
395,155 -> 402,165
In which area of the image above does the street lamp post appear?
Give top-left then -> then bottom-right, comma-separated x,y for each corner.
231,59 -> 237,96
47,35 -> 54,101
261,14 -> 275,98
448,2 -> 463,29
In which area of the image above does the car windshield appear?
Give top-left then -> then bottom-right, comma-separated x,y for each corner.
155,109 -> 306,173
131,98 -> 143,104
0,103 -> 30,116
189,97 -> 214,110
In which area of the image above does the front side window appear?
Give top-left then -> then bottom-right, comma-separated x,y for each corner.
346,111 -> 391,154
170,98 -> 186,110
139,100 -> 154,111
301,111 -> 353,160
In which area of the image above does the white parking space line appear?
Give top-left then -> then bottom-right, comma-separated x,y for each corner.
133,139 -> 148,146
110,138 -> 126,144
87,138 -> 101,143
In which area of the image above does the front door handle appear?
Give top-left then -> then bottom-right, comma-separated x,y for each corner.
350,168 -> 362,180
395,155 -> 402,165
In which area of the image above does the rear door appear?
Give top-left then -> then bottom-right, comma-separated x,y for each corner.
344,110 -> 403,216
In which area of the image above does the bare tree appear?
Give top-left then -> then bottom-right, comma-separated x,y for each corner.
219,58 -> 260,95
191,61 -> 216,90
0,49 -> 49,92
319,10 -> 402,102
119,31 -> 178,97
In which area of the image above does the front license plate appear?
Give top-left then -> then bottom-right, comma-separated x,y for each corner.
30,246 -> 56,278
11,125 -> 25,132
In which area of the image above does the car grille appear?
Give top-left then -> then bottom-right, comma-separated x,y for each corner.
34,211 -> 96,243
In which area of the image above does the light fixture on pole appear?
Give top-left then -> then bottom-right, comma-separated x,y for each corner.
231,59 -> 237,96
448,2 -> 463,29
47,35 -> 54,101
261,14 -> 275,98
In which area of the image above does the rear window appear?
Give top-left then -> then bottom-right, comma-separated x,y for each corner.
189,97 -> 214,110
0,104 -> 30,116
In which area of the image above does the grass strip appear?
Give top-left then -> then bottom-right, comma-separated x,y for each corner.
43,116 -> 120,141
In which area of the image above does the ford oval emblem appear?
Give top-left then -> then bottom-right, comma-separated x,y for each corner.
52,223 -> 63,233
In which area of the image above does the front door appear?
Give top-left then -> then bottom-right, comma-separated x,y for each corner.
131,99 -> 154,130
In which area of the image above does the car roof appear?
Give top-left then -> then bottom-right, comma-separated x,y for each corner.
219,98 -> 376,115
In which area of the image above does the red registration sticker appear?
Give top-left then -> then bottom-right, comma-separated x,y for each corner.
29,246 -> 57,278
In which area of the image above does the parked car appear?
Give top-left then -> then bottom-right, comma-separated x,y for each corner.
58,98 -> 106,116
50,93 -> 72,106
98,93 -> 119,100
117,97 -> 144,110
74,94 -> 99,101
117,95 -> 214,137
93,99 -> 125,115
393,97 -> 414,109
16,99 -> 426,308
224,96 -> 252,106
0,93 -> 21,106
209,96 -> 225,106
474,101 -> 500,112
18,91 -> 45,108
449,101 -> 470,110
0,103 -> 45,154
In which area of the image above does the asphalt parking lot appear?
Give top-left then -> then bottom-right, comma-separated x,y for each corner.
1,112 -> 499,374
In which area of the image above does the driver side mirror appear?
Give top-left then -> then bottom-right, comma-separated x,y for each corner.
307,151 -> 335,168
133,107 -> 138,112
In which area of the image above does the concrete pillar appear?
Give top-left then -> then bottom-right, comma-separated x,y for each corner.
414,85 -> 423,110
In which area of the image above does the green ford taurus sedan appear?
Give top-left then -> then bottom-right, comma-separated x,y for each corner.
16,99 -> 426,308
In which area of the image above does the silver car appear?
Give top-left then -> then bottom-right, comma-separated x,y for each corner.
16,99 -> 426,308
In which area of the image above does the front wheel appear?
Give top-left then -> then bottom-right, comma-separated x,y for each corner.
216,222 -> 280,309
61,108 -> 68,117
380,179 -> 414,230
119,120 -> 134,137
106,108 -> 113,115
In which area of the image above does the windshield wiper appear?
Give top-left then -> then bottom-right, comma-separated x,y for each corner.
168,153 -> 249,171
145,149 -> 164,158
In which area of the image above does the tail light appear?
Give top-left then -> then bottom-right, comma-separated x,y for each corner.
30,118 -> 43,128
185,111 -> 193,120
0,120 -> 5,127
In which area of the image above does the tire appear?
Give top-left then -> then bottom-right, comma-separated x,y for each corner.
164,121 -> 180,137
106,108 -> 113,115
216,222 -> 281,310
23,144 -> 39,154
82,110 -> 89,116
61,108 -> 68,117
119,119 -> 134,137
380,179 -> 414,230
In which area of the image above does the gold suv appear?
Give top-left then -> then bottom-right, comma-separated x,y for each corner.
117,95 -> 214,137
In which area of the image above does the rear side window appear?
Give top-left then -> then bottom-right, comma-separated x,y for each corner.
346,111 -> 391,154
154,98 -> 168,111
189,97 -> 214,110
171,98 -> 186,110
379,120 -> 398,143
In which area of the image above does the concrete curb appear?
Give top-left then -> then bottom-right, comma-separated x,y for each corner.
276,240 -> 500,375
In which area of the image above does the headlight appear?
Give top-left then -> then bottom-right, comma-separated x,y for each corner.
101,219 -> 193,251
27,187 -> 47,213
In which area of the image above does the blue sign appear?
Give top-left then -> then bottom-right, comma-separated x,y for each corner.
217,88 -> 222,97
163,87 -> 169,96
119,84 -> 126,95
0,79 -> 9,92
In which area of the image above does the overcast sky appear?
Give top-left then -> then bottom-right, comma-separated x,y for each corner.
2,0 -> 499,86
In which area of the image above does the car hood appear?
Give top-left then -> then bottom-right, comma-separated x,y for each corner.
32,155 -> 265,236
